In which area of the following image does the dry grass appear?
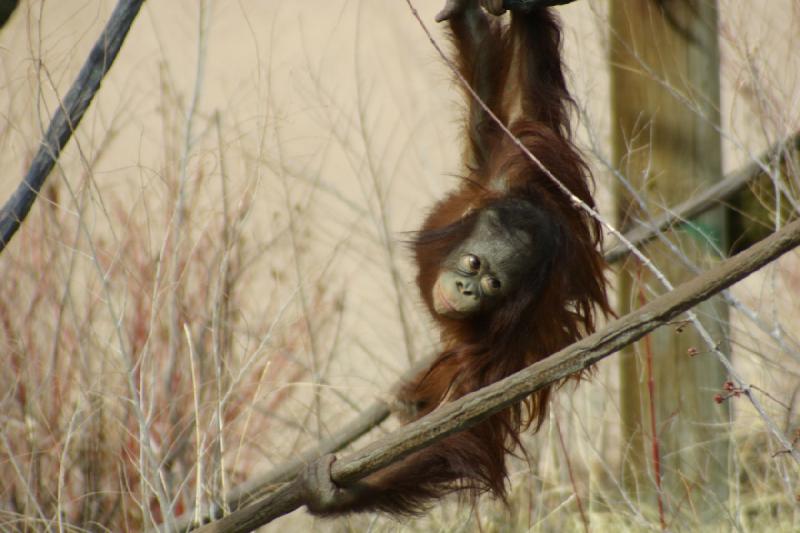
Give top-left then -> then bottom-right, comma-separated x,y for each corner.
0,166 -> 338,530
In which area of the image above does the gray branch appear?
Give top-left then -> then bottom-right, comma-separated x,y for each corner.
190,218 -> 800,533
605,131 -> 800,264
0,0 -> 145,252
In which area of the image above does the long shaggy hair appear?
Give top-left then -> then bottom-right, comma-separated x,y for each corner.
311,7 -> 609,517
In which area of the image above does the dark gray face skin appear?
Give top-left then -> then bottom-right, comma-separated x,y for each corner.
432,210 -> 535,319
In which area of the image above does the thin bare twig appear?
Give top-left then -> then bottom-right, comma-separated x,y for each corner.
554,418 -> 589,533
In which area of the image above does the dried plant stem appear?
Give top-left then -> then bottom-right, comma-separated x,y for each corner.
638,269 -> 666,530
185,325 -> 205,526
166,0 -> 211,476
555,418 -> 589,533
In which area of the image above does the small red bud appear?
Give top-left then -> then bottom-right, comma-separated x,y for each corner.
687,347 -> 699,357
713,393 -> 725,404
723,381 -> 736,392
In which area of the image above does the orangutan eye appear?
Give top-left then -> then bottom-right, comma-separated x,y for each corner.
460,254 -> 481,273
481,276 -> 502,295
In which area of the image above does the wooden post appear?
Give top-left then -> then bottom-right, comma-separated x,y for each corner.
610,0 -> 730,523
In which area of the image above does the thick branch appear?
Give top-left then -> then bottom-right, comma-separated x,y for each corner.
0,0 -> 145,252
192,218 -> 800,533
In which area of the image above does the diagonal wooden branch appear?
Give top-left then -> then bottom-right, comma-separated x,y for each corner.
191,218 -> 800,533
167,357 -> 436,532
0,0 -> 145,252
605,131 -> 800,264
168,129 -> 800,532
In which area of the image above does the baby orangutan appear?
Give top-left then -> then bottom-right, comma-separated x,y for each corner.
301,0 -> 607,516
